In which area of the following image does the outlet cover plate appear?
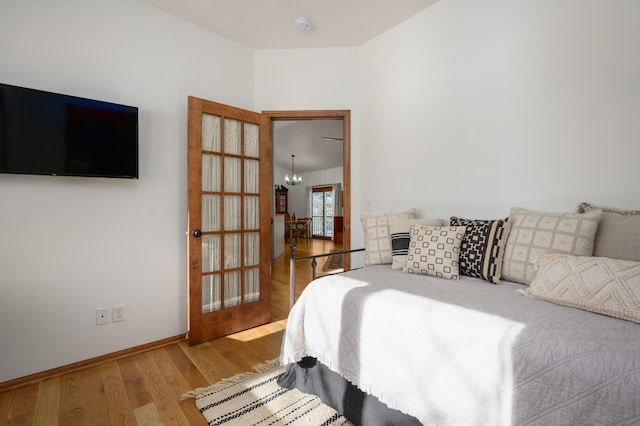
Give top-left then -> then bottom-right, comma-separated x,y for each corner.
96,307 -> 110,325
112,304 -> 125,322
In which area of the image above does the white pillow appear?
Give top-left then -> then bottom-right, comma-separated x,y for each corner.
525,253 -> 640,324
501,207 -> 602,284
403,225 -> 466,280
360,209 -> 416,265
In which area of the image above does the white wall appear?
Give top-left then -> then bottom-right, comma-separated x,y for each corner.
359,0 -> 640,223
254,47 -> 362,239
3,0 -> 639,384
272,164 -> 343,218
0,0 -> 254,382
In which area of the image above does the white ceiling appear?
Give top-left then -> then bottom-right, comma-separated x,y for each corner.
273,120 -> 343,174
138,0 -> 439,49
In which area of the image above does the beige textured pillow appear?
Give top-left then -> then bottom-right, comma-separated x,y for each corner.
501,207 -> 602,285
390,218 -> 445,270
403,225 -> 466,280
361,209 -> 417,265
525,253 -> 640,324
577,202 -> 640,262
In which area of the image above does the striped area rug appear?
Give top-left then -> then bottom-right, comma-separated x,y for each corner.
183,359 -> 352,425
322,250 -> 344,272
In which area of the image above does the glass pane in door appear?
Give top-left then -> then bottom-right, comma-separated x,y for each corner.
202,274 -> 221,313
197,111 -> 262,316
202,154 -> 220,192
224,271 -> 241,308
202,114 -> 221,152
244,268 -> 260,303
312,188 -> 334,238
224,119 -> 241,155
201,235 -> 221,272
202,195 -> 220,232
324,191 -> 334,238
244,123 -> 259,157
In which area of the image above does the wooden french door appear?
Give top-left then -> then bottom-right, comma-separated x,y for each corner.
187,97 -> 271,345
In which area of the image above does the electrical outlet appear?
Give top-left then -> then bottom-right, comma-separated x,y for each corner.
112,304 -> 125,322
96,307 -> 110,325
366,197 -> 373,212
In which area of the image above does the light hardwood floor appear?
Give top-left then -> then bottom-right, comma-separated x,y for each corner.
0,238 -> 341,426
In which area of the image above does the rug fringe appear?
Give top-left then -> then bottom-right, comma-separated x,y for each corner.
181,357 -> 281,400
251,357 -> 281,373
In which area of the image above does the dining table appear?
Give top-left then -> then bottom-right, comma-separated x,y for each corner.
285,219 -> 310,242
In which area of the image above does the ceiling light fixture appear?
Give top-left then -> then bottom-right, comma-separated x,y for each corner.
295,17 -> 312,33
284,154 -> 302,185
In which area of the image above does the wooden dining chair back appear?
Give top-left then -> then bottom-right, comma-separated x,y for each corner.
293,218 -> 311,241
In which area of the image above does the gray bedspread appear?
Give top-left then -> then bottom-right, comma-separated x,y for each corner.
280,265 -> 640,425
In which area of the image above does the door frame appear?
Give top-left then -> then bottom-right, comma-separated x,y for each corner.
262,110 -> 351,256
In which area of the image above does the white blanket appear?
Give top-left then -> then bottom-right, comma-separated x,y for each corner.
280,265 -> 640,425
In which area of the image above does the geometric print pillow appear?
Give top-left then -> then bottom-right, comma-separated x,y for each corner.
501,207 -> 602,285
403,225 -> 466,280
525,253 -> 640,324
361,209 -> 417,265
390,217 -> 445,270
450,217 -> 511,284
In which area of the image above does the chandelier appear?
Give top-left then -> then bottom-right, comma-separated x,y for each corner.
284,154 -> 302,185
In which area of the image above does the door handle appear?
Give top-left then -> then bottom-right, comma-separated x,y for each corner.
192,229 -> 202,238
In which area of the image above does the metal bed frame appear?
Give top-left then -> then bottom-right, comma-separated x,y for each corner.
287,242 -> 365,308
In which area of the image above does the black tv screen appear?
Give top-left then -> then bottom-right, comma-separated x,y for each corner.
0,83 -> 138,179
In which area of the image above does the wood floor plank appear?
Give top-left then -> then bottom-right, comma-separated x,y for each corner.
117,355 -> 152,411
83,412 -> 110,426
163,344 -> 209,391
180,343 -> 236,384
57,372 -> 84,426
151,349 -> 193,398
151,349 -> 207,425
32,378 -> 60,426
132,402 -> 162,426
7,384 -> 37,421
132,352 -> 191,425
80,366 -> 108,422
0,390 -> 14,426
5,411 -> 34,426
101,362 -> 135,426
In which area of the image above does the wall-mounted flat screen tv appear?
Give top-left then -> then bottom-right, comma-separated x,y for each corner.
0,83 -> 138,179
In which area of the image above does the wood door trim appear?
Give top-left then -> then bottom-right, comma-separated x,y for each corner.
263,110 -> 351,259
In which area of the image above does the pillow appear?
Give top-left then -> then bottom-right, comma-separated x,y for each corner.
577,202 -> 640,262
501,207 -> 602,285
450,217 -> 511,285
361,209 -> 416,265
525,253 -> 640,324
403,225 -> 466,280
390,218 -> 445,270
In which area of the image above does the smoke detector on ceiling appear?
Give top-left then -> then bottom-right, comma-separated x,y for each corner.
295,17 -> 312,33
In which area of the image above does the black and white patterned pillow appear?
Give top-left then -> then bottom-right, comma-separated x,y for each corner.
403,225 -> 466,280
450,217 -> 511,284
390,218 -> 444,270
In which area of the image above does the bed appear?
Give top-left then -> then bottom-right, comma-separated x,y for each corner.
278,205 -> 640,425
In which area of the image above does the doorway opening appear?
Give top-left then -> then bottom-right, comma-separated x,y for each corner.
264,109 -> 351,255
